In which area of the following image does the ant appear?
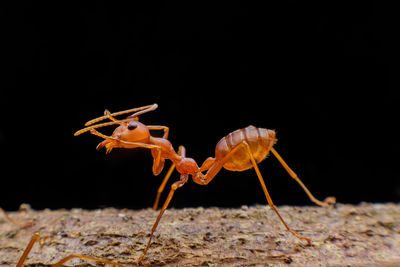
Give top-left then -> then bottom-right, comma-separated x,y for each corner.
15,103 -> 335,266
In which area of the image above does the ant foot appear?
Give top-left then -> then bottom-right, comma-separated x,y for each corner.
324,196 -> 336,206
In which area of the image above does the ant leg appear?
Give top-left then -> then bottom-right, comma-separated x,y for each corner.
90,129 -> 164,166
16,233 -> 40,267
193,142 -> 311,244
52,254 -> 125,267
137,174 -> 188,264
0,207 -> 33,227
16,233 -> 125,267
270,148 -> 336,207
199,157 -> 215,172
153,146 -> 186,210
90,129 -> 160,149
148,125 -> 170,139
84,104 -> 158,126
243,143 -> 311,244
152,163 -> 175,210
192,143 -> 250,185
150,148 -> 165,176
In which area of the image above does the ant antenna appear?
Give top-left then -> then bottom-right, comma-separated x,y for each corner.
74,119 -> 131,136
74,104 -> 158,137
84,104 -> 158,126
128,104 -> 158,118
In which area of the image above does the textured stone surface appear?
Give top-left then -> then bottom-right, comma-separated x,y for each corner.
1,203 -> 399,266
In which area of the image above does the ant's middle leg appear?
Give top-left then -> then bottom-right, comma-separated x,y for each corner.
192,143 -> 249,185
137,174 -> 189,264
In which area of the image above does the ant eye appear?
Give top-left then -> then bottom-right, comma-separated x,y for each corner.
128,122 -> 137,130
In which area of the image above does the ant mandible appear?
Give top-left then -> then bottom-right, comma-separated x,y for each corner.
16,103 -> 335,266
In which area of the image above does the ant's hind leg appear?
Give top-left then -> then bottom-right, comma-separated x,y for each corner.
270,148 -> 336,207
193,142 -> 311,244
244,143 -> 311,244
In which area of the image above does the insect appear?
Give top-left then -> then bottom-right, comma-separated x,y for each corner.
15,103 -> 335,266
74,103 -> 335,264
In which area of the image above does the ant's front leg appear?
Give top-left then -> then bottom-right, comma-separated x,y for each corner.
0,207 -> 33,227
90,129 -> 161,150
153,146 -> 186,210
150,146 -> 164,175
148,125 -> 170,139
16,233 -> 125,267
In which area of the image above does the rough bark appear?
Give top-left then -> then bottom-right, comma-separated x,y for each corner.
1,203 -> 399,266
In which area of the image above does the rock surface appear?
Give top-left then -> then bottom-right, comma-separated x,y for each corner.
1,203 -> 399,266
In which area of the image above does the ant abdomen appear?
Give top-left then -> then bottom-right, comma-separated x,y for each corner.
215,126 -> 276,171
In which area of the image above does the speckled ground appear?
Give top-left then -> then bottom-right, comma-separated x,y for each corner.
1,203 -> 399,266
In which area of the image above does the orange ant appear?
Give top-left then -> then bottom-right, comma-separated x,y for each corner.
15,103 -> 335,266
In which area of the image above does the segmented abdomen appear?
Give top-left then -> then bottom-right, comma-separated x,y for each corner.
215,126 -> 276,171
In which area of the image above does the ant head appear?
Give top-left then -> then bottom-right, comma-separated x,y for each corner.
75,104 -> 158,153
96,119 -> 151,153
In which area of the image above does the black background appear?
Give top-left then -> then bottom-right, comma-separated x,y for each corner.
1,1 -> 398,212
